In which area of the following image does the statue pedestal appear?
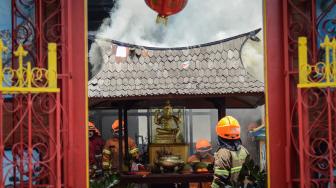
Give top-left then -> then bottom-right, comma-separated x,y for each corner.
155,134 -> 177,144
148,144 -> 188,166
154,128 -> 184,144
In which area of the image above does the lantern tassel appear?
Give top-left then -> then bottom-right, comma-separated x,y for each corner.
156,15 -> 168,25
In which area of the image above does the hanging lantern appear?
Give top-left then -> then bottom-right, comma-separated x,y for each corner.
145,0 -> 188,25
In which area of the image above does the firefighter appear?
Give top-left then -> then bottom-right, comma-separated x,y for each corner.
102,120 -> 140,172
188,139 -> 214,188
211,116 -> 250,188
88,121 -> 105,181
188,139 -> 214,164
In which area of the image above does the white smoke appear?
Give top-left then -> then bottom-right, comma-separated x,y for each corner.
242,32 -> 264,82
95,0 -> 264,82
91,1 -> 265,158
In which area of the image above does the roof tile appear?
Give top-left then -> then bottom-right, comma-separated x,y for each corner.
89,30 -> 264,98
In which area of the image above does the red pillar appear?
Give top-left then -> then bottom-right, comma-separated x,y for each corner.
264,0 -> 287,187
62,0 -> 88,187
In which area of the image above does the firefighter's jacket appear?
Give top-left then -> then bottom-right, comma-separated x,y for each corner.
211,140 -> 249,188
89,135 -> 105,179
188,153 -> 214,188
102,137 -> 138,171
188,153 -> 214,164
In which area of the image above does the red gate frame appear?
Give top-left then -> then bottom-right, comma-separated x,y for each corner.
73,0 -> 289,187
72,1 -> 288,187
264,0 -> 287,187
61,0 -> 89,187
68,0 -> 318,187
0,0 -> 88,187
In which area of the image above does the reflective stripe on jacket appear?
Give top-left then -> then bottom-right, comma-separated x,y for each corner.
188,153 -> 214,188
212,146 -> 249,187
102,137 -> 137,171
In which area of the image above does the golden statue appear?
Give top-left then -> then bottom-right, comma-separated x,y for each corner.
154,101 -> 184,143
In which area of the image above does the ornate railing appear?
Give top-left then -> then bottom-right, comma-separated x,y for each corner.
298,36 -> 336,88
0,1 -> 67,187
0,39 -> 59,93
283,1 -> 336,187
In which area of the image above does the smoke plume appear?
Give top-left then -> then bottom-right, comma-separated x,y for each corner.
94,0 -> 264,81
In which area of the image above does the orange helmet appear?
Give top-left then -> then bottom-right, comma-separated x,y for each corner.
216,116 -> 240,140
195,139 -> 212,152
88,121 -> 100,137
88,121 -> 96,131
112,120 -> 124,132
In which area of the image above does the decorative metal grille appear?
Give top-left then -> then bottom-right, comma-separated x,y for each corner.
285,1 -> 336,187
0,0 -> 66,187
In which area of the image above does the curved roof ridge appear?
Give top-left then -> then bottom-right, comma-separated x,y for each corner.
88,29 -> 264,99
237,30 -> 264,85
93,28 -> 261,51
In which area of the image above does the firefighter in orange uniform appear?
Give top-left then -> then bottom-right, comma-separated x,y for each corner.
188,139 -> 214,188
102,120 -> 139,172
88,122 -> 105,181
211,116 -> 250,188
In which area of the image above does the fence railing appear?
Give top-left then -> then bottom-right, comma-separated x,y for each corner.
0,39 -> 59,93
298,36 -> 336,88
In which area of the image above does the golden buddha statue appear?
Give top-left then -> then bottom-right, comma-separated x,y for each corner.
153,101 -> 184,143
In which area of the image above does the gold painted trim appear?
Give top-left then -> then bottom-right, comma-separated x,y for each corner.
262,0 -> 271,187
298,36 -> 336,88
84,0 -> 89,187
0,41 -> 59,93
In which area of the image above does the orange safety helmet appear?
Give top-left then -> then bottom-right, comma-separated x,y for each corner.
216,116 -> 240,140
88,121 -> 101,137
112,120 -> 124,132
195,139 -> 212,152
88,121 -> 96,131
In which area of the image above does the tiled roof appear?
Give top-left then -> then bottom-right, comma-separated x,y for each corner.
88,29 -> 264,98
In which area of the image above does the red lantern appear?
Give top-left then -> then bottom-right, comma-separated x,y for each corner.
145,0 -> 188,25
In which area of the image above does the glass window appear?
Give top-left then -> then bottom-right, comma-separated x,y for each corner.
138,116 -> 148,145
191,115 -> 211,142
188,109 -> 217,154
101,115 -> 116,140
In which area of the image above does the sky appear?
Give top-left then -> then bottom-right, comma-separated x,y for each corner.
0,0 -> 11,30
95,0 -> 264,82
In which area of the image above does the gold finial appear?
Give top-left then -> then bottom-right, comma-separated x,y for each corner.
14,44 -> 28,58
14,44 -> 28,88
0,42 -> 60,93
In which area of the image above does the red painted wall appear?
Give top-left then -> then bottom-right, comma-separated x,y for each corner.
62,0 -> 88,187
264,0 -> 287,187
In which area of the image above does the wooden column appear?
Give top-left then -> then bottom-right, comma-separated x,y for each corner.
217,103 -> 226,120
208,98 -> 226,120
123,108 -> 129,170
118,107 -> 123,171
